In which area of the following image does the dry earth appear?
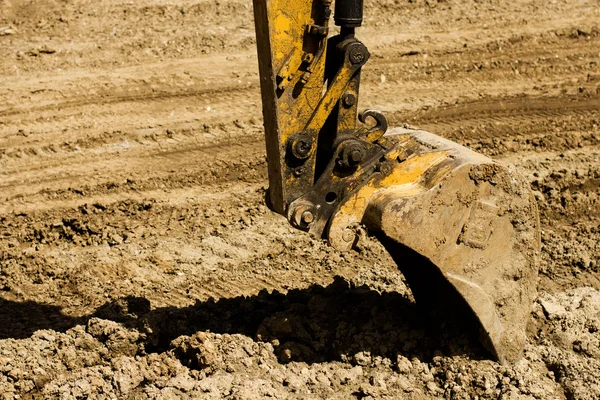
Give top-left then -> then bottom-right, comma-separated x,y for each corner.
1,0 -> 599,398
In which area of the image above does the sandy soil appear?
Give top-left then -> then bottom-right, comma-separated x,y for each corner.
0,0 -> 599,398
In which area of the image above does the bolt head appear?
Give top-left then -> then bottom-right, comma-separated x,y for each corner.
339,141 -> 366,169
350,52 -> 364,64
342,92 -> 357,108
301,210 -> 314,224
348,43 -> 370,66
349,46 -> 369,65
293,167 -> 305,177
290,136 -> 313,159
342,229 -> 355,243
349,149 -> 363,163
296,140 -> 310,153
376,161 -> 393,175
290,202 -> 316,229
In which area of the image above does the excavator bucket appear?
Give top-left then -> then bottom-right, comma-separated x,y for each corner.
328,128 -> 540,364
252,0 -> 540,364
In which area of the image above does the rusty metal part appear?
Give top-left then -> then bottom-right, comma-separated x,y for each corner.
288,135 -> 386,236
337,139 -> 367,169
328,128 -> 541,364
358,110 -> 388,143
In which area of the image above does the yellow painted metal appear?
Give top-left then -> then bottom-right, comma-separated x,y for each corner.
254,0 -> 367,214
253,0 -> 330,214
303,60 -> 360,134
328,150 -> 451,241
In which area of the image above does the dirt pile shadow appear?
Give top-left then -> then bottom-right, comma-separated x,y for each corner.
0,276 -> 488,364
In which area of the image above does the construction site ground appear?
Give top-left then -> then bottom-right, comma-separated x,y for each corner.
1,0 -> 599,398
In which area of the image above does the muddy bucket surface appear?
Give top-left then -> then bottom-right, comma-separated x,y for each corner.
329,128 -> 541,364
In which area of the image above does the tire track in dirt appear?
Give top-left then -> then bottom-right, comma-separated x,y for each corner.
0,84 -> 257,119
406,96 -> 599,127
0,137 -> 267,214
398,95 -> 599,141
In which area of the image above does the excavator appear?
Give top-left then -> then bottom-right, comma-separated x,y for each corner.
252,0 -> 540,364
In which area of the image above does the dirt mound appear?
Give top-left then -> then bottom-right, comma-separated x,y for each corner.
3,279 -> 586,398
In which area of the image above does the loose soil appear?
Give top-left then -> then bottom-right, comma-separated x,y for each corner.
1,0 -> 599,398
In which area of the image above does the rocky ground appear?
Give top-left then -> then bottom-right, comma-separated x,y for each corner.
0,0 -> 599,398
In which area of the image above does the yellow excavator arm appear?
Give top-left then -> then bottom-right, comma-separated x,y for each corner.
253,0 -> 540,364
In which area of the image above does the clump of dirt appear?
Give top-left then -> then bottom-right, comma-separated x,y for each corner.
0,278 -> 573,398
533,288 -> 600,399
524,149 -> 600,291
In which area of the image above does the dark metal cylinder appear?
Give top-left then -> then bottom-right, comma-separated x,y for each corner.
334,0 -> 363,28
